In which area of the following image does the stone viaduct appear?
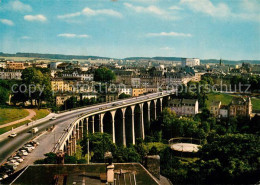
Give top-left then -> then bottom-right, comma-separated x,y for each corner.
55,92 -> 174,155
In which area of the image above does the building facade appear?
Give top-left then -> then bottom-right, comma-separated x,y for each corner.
168,99 -> 199,116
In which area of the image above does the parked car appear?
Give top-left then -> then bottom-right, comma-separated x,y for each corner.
29,141 -> 39,146
50,116 -> 56,120
25,144 -> 35,150
8,133 -> 17,138
5,163 -> 17,170
18,150 -> 28,156
7,160 -> 19,166
13,156 -> 23,162
21,147 -> 32,153
0,173 -> 8,180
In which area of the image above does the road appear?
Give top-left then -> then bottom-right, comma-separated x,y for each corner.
0,91 -> 173,167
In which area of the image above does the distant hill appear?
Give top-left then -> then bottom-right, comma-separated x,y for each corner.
0,52 -> 259,64
201,59 -> 260,65
124,57 -> 182,61
0,52 -> 112,60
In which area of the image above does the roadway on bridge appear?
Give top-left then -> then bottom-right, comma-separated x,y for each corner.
0,92 -> 171,167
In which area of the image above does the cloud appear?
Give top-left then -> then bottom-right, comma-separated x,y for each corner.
58,7 -> 122,20
147,32 -> 192,37
236,0 -> 260,21
0,0 -> 32,12
124,3 -> 163,15
57,12 -> 81,19
9,0 -> 32,12
180,0 -> 260,22
130,0 -> 159,3
82,7 -> 122,17
21,36 -> 31,39
0,19 -> 14,26
24,14 -> 47,22
169,6 -> 182,10
58,33 -> 89,38
180,0 -> 230,18
241,0 -> 260,12
160,47 -> 175,50
124,3 -> 178,19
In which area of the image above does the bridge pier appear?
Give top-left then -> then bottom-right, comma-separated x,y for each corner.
111,111 -> 116,144
154,99 -> 157,120
140,103 -> 145,140
122,108 -> 126,147
67,144 -> 71,156
99,113 -> 104,133
159,98 -> 163,113
147,102 -> 151,124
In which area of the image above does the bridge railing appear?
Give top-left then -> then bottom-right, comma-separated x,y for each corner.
53,90 -> 176,152
168,137 -> 201,145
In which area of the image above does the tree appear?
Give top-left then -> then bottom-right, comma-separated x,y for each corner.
196,134 -> 260,184
94,67 -> 116,83
63,96 -> 78,109
80,133 -> 116,163
118,93 -> 131,99
0,86 -> 9,105
19,68 -> 52,109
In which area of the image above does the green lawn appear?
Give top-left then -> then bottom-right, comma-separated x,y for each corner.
32,109 -> 50,120
0,107 -> 29,126
206,93 -> 234,107
145,142 -> 168,152
0,107 -> 50,135
0,120 -> 30,135
206,93 -> 260,111
251,98 -> 260,111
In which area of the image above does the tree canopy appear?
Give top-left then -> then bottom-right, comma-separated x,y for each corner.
94,67 -> 116,83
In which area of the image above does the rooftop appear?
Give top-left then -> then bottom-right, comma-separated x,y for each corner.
7,163 -> 160,185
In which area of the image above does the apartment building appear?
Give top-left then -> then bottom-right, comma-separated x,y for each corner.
168,99 -> 199,116
6,61 -> 25,70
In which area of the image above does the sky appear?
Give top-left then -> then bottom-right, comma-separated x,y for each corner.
0,0 -> 259,60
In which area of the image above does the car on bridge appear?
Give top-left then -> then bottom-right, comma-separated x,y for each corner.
8,133 -> 17,138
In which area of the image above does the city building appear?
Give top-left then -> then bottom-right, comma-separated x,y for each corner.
61,69 -> 93,81
219,105 -> 229,118
0,62 -> 6,69
181,58 -> 200,67
229,97 -> 252,117
0,69 -> 22,80
6,61 -> 25,70
132,87 -> 145,97
210,101 -> 221,117
168,99 -> 199,116
56,94 -> 80,106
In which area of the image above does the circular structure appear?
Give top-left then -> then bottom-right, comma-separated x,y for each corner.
170,143 -> 200,153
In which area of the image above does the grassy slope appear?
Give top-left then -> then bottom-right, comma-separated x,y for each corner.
206,93 -> 260,111
0,120 -> 30,135
32,109 -> 50,120
206,93 -> 233,107
0,108 -> 50,135
0,107 -> 29,126
251,98 -> 260,111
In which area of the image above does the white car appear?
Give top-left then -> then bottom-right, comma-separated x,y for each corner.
13,156 -> 23,162
20,150 -> 28,156
23,147 -> 32,153
0,174 -> 8,180
7,160 -> 19,166
50,117 -> 56,120
9,133 -> 17,138
25,144 -> 35,150
6,163 -> 17,170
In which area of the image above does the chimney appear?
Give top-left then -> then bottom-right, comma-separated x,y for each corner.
104,151 -> 114,184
